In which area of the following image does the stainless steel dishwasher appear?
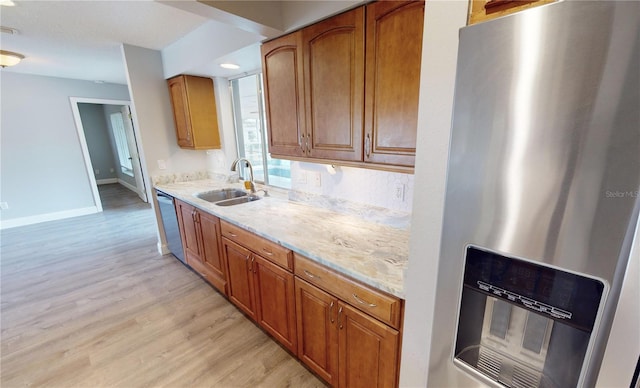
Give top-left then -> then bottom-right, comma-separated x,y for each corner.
156,190 -> 186,264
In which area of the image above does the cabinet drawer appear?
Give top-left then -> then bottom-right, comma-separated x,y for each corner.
294,253 -> 402,329
221,221 -> 293,271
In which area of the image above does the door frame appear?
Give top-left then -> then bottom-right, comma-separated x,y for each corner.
70,97 -> 145,211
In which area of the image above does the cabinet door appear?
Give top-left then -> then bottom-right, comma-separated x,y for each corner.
338,303 -> 400,388
175,200 -> 200,264
167,76 -> 193,148
262,31 -> 306,158
295,278 -> 339,386
364,1 -> 424,167
198,211 -> 227,295
223,238 -> 257,321
468,0 -> 554,25
253,255 -> 297,354
302,7 -> 364,162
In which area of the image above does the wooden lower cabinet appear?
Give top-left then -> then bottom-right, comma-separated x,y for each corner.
296,278 -> 339,385
295,278 -> 399,388
339,303 -> 399,388
222,238 -> 257,320
175,200 -> 227,295
253,255 -> 297,354
222,237 -> 298,354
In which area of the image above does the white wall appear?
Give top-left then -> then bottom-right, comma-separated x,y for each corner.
399,1 -> 468,386
290,162 -> 414,213
121,44 -> 209,183
281,1 -> 362,31
78,103 -> 118,181
0,72 -> 129,227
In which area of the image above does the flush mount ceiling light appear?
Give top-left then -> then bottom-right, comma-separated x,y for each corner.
0,0 -> 16,6
0,50 -> 25,67
220,63 -> 240,70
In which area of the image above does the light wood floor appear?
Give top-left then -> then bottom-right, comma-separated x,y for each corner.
1,184 -> 325,387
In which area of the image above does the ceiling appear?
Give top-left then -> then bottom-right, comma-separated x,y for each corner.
0,0 -> 361,85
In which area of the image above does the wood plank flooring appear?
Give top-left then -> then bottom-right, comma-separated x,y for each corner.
1,184 -> 325,387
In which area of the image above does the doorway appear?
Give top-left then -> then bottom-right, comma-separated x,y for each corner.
70,98 -> 148,212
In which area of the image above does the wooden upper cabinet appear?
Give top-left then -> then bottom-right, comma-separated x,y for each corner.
364,1 -> 424,167
167,75 -> 221,150
468,0 -> 554,25
302,7 -> 365,162
261,31 -> 306,158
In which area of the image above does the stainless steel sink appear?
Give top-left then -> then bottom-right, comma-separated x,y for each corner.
215,195 -> 261,207
195,188 -> 247,203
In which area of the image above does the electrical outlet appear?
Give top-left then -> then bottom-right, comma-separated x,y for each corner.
313,172 -> 322,187
95,169 -> 100,175
110,168 -> 115,173
158,160 -> 167,170
0,202 -> 8,210
394,183 -> 405,202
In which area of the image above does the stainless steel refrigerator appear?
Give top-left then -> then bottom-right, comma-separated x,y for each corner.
428,1 -> 639,387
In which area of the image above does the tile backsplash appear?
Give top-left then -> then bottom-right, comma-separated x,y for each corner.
290,162 -> 414,214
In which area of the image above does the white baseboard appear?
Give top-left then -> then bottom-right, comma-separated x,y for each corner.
96,178 -> 118,185
0,206 -> 99,230
157,240 -> 171,255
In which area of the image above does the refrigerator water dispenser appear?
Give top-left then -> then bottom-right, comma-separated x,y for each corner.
453,247 -> 605,388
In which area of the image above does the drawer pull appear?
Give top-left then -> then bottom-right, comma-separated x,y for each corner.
303,269 -> 320,280
329,301 -> 335,323
338,306 -> 343,329
227,232 -> 238,237
352,293 -> 377,308
261,248 -> 273,256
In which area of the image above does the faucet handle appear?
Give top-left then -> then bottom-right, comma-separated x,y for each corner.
255,188 -> 269,197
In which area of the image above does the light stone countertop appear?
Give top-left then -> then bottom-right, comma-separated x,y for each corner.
155,179 -> 409,298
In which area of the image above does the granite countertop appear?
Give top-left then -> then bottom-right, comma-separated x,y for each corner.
155,179 -> 409,298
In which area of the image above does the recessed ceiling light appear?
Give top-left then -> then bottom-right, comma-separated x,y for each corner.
220,63 -> 240,70
0,0 -> 16,6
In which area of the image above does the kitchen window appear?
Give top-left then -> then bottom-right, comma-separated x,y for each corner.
230,73 -> 291,189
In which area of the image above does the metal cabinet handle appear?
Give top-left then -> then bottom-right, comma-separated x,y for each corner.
303,269 -> 319,280
338,306 -> 343,329
251,257 -> 256,274
300,133 -> 306,153
365,133 -> 371,158
261,248 -> 273,256
352,293 -> 377,308
329,301 -> 335,323
227,232 -> 237,238
247,255 -> 252,272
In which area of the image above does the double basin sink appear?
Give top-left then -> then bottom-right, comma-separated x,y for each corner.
195,188 -> 261,207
